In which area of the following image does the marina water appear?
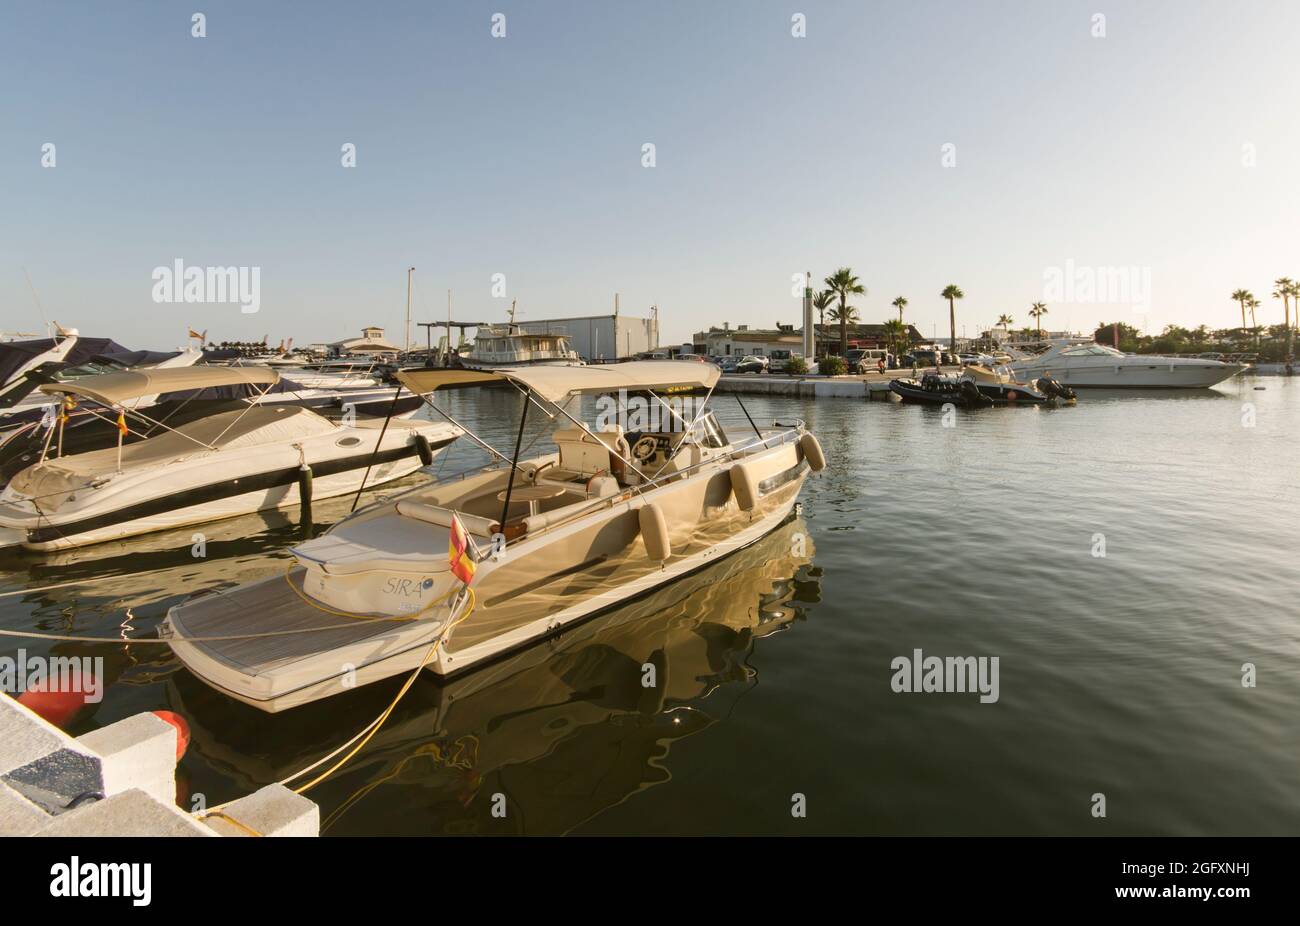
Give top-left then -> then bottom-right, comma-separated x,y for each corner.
1,377 -> 1296,834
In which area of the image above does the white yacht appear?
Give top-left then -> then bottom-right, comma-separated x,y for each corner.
0,366 -> 460,551
1009,340 -> 1245,388
459,324 -> 583,369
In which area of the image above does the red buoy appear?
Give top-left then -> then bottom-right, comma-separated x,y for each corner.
152,710 -> 190,760
18,685 -> 89,728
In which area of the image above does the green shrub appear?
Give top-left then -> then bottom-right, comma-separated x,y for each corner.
786,356 -> 808,375
819,356 -> 847,376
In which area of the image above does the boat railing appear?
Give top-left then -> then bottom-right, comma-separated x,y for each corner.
351,419 -> 806,543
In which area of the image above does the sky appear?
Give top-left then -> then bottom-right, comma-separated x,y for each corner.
2,0 -> 1298,350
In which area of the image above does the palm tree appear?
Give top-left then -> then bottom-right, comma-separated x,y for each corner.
811,290 -> 836,359
997,313 -> 1013,341
824,268 -> 866,358
883,318 -> 906,356
1231,289 -> 1253,332
1249,297 -> 1261,344
1274,277 -> 1294,341
1287,281 -> 1300,358
941,284 -> 963,362
1028,302 -> 1048,339
891,296 -> 908,324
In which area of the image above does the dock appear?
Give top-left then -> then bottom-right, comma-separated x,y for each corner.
0,692 -> 318,837
715,370 -> 936,401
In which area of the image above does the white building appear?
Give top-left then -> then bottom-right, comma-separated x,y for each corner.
518,313 -> 659,361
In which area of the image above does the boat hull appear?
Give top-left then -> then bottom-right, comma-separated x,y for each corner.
1010,360 -> 1244,388
164,435 -> 811,711
0,425 -> 457,552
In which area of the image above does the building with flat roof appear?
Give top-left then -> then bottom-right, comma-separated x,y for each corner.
517,312 -> 658,361
331,326 -> 401,356
693,321 -> 923,357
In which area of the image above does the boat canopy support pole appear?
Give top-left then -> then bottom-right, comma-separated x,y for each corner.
733,393 -> 763,440
350,386 -> 403,512
498,391 -> 530,528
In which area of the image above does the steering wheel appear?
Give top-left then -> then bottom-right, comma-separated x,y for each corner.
632,436 -> 658,462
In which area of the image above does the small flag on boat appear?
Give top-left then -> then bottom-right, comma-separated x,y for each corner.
448,512 -> 477,585
115,410 -> 129,437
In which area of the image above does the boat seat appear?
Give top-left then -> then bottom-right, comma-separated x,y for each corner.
395,501 -> 499,537
551,426 -> 629,479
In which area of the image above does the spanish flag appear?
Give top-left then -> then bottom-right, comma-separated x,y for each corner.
448,512 -> 477,586
116,410 -> 129,437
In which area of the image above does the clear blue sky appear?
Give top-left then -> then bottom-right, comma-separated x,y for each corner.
2,0 -> 1297,349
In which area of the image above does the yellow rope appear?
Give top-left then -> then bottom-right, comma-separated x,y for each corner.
290,586 -> 476,794
194,585 -> 475,827
201,810 -> 265,837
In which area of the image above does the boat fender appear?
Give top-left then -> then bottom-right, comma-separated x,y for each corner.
638,503 -> 671,561
415,433 -> 434,467
799,432 -> 827,472
730,463 -> 759,511
152,710 -> 190,760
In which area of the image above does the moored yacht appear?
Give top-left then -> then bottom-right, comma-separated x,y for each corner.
459,324 -> 583,369
163,361 -> 826,711
0,366 -> 460,552
1009,340 -> 1245,388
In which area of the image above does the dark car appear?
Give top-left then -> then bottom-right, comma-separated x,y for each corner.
734,355 -> 768,374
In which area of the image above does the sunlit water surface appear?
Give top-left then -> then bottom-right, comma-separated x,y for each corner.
2,377 -> 1297,835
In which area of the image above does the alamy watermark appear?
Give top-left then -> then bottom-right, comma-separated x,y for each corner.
151,259 -> 261,314
595,389 -> 700,433
890,648 -> 999,703
0,650 -> 104,703
1043,258 -> 1150,313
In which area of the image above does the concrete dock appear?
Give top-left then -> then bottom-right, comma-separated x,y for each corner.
715,369 -> 945,400
0,693 -> 318,837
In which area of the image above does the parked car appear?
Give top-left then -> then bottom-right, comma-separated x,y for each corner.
768,349 -> 798,373
734,355 -> 769,374
845,348 -> 889,373
720,357 -> 739,373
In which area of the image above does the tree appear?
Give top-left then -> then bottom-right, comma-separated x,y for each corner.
1275,278 -> 1295,358
891,296 -> 908,325
941,284 -> 963,362
824,268 -> 865,357
1028,302 -> 1048,339
883,318 -> 906,355
812,289 -> 836,359
1231,289 -> 1253,331
997,314 -> 1013,340
1249,297 -> 1261,344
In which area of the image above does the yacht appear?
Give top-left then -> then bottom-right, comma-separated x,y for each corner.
1009,340 -> 1245,388
459,324 -> 583,369
0,366 -> 460,552
162,361 -> 826,712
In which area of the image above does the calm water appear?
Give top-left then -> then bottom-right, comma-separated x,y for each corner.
2,377 -> 1298,835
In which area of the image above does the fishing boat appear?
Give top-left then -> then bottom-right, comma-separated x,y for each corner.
0,367 -> 460,552
162,361 -> 826,712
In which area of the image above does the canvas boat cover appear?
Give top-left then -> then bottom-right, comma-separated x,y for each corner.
396,360 -> 719,404
38,366 -> 280,406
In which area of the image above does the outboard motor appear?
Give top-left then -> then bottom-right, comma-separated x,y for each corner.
1035,376 -> 1076,402
959,379 -> 989,408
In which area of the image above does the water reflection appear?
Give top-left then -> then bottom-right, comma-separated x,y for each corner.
169,518 -> 820,834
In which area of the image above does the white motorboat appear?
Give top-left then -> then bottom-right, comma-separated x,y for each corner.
163,361 -> 826,712
1009,340 -> 1245,388
0,366 -> 460,552
459,324 -> 584,369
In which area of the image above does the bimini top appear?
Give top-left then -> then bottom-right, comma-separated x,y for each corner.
38,366 -> 281,406
397,360 -> 720,405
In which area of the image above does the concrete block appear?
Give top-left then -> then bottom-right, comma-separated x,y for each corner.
78,713 -> 178,805
0,693 -> 104,813
0,780 -> 50,836
201,783 -> 319,837
35,788 -> 214,837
